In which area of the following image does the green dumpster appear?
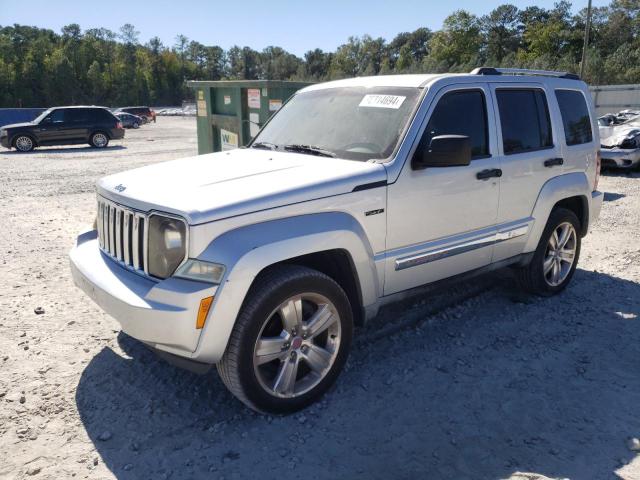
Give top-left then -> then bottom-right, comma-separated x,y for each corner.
187,80 -> 312,155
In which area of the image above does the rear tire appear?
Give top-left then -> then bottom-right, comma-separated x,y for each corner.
90,132 -> 109,148
133,122 -> 140,129
516,207 -> 581,296
217,265 -> 353,414
13,135 -> 35,152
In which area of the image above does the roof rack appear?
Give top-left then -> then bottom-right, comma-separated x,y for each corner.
470,67 -> 580,80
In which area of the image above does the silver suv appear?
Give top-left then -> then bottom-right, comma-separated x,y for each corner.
70,68 -> 603,413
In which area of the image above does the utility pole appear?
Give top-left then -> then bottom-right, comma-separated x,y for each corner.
580,0 -> 593,78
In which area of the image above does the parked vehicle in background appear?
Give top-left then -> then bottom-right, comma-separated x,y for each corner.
598,110 -> 640,170
70,68 -> 602,413
115,112 -> 143,129
0,106 -> 124,152
116,106 -> 156,123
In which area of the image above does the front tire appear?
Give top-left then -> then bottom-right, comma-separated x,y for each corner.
217,265 -> 353,413
516,207 -> 581,296
14,135 -> 35,152
90,132 -> 109,148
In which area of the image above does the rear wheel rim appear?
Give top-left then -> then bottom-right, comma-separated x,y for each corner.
93,133 -> 107,147
253,293 -> 341,399
15,136 -> 33,151
543,222 -> 577,287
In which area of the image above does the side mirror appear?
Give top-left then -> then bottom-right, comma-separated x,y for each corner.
412,135 -> 472,170
41,117 -> 52,124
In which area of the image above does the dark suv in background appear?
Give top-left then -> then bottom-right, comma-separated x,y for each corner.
0,106 -> 125,152
115,106 -> 156,123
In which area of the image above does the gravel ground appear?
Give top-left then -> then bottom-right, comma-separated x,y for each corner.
1,117 -> 639,480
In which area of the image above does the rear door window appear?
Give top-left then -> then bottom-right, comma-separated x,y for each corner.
496,89 -> 553,155
418,89 -> 490,159
66,109 -> 91,123
555,90 -> 593,146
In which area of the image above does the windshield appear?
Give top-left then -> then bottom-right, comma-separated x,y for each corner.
251,86 -> 422,161
33,108 -> 53,124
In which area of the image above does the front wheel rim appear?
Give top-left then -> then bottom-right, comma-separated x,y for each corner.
543,222 -> 577,287
93,133 -> 107,147
16,136 -> 32,151
253,293 -> 341,399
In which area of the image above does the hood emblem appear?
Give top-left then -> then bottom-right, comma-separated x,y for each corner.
114,184 -> 127,192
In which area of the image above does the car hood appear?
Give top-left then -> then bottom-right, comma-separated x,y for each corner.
97,149 -> 387,224
2,122 -> 35,129
599,120 -> 640,148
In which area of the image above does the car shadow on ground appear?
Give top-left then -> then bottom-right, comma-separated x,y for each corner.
601,168 -> 640,178
604,192 -> 626,202
76,268 -> 640,480
1,145 -> 126,155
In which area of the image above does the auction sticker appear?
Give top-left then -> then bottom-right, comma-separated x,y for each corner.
220,129 -> 238,151
224,95 -> 231,105
359,94 -> 406,109
248,89 -> 261,109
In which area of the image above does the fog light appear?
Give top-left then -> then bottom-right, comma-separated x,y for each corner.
174,259 -> 225,284
197,296 -> 214,329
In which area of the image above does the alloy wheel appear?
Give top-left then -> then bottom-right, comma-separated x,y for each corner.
93,133 -> 108,147
15,136 -> 33,152
253,293 -> 341,398
543,222 -> 577,287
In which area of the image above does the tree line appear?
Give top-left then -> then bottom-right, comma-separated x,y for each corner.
0,0 -> 638,108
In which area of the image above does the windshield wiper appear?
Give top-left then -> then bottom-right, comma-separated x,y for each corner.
283,144 -> 336,158
252,141 -> 278,151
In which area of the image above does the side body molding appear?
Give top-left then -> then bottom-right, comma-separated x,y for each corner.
192,212 -> 380,363
523,172 -> 590,253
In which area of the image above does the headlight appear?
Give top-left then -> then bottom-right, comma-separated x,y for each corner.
0,129 -> 6,137
174,259 -> 225,284
147,215 -> 187,278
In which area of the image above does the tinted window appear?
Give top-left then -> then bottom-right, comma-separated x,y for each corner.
91,109 -> 113,122
496,89 -> 553,155
555,90 -> 593,146
418,90 -> 489,158
66,109 -> 91,123
45,109 -> 66,123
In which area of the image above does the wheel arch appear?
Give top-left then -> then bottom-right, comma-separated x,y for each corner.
524,172 -> 591,252
191,212 -> 380,364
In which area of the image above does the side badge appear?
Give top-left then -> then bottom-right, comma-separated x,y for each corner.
365,208 -> 384,216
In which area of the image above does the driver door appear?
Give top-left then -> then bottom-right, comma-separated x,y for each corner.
36,108 -> 67,144
384,84 -> 501,295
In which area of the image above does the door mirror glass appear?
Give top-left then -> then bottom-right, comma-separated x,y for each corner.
412,135 -> 471,169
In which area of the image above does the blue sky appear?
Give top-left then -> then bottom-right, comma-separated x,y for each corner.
1,0 -> 610,56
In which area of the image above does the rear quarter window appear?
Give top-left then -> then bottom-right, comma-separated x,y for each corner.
555,89 -> 593,146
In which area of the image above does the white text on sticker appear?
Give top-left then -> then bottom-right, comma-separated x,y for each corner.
359,94 -> 406,109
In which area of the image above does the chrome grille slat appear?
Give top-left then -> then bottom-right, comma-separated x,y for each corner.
96,197 -> 148,276
132,214 -> 140,270
123,213 -> 131,265
115,209 -> 122,260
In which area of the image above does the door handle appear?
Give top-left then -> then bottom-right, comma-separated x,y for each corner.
476,168 -> 502,180
544,157 -> 564,167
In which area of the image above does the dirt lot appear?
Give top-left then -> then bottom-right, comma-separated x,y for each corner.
1,116 -> 639,480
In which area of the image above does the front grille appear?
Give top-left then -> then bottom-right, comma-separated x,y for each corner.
97,197 -> 147,274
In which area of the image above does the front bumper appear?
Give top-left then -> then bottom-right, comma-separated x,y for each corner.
69,230 -> 217,359
600,148 -> 640,169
